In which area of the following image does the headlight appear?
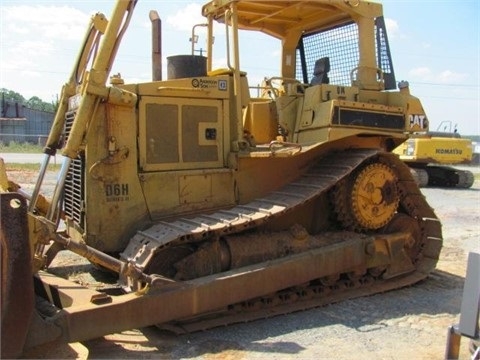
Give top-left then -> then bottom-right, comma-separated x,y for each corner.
406,141 -> 415,156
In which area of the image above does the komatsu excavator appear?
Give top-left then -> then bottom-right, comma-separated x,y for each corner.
394,122 -> 474,188
1,1 -> 442,357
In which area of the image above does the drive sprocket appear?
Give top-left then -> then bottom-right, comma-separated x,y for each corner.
332,162 -> 399,231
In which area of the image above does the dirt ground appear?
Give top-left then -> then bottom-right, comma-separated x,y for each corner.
7,167 -> 480,360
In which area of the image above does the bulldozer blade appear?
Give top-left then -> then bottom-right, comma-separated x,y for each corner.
1,192 -> 34,359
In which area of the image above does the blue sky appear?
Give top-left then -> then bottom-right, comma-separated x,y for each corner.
1,0 -> 479,135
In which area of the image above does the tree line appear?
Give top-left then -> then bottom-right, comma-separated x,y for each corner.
1,88 -> 58,113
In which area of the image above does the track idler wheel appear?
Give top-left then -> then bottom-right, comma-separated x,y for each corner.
457,170 -> 474,189
382,213 -> 423,264
332,162 -> 400,231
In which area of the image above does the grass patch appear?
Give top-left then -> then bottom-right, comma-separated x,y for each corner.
5,163 -> 61,171
0,141 -> 43,153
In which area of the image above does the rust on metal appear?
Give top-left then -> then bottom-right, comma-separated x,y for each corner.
23,150 -> 442,345
1,193 -> 34,359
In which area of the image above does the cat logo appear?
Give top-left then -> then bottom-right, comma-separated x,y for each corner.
409,114 -> 428,130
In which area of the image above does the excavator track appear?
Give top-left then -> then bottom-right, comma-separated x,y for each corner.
410,165 -> 475,188
121,149 -> 442,332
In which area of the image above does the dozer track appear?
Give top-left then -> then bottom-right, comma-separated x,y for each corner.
121,148 -> 442,332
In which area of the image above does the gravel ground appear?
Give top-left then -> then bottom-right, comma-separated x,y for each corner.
6,166 -> 480,360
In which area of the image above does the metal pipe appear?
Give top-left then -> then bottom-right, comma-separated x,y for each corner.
54,233 -> 156,286
149,10 -> 162,81
224,10 -> 232,71
229,3 -> 244,148
45,157 -> 71,221
206,16 -> 213,72
28,154 -> 50,212
191,23 -> 208,55
55,233 -> 122,274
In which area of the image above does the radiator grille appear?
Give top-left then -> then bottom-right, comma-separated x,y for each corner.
63,111 -> 85,229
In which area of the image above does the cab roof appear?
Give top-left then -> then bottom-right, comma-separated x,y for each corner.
202,0 -> 383,39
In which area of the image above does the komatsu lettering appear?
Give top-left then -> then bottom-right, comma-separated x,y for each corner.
435,148 -> 462,155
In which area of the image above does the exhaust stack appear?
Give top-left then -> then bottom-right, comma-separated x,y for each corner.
150,10 -> 162,81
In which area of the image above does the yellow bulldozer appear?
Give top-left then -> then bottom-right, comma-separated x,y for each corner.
1,1 -> 442,357
393,123 -> 475,188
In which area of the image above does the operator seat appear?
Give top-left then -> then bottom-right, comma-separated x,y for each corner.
310,57 -> 330,85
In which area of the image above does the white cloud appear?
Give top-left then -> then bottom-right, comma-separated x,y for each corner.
6,23 -> 28,35
409,67 -> 468,84
1,43 -> 44,75
167,4 -> 205,32
19,70 -> 43,79
437,70 -> 467,84
0,5 -> 91,100
421,42 -> 431,49
385,18 -> 400,39
409,67 -> 432,79
4,5 -> 89,41
14,40 -> 54,57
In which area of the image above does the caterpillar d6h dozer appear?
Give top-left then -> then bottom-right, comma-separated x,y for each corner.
393,122 -> 474,188
1,0 -> 443,357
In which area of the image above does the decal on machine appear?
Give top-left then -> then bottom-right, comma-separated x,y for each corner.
105,183 -> 129,202
408,114 -> 428,129
191,78 -> 227,91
